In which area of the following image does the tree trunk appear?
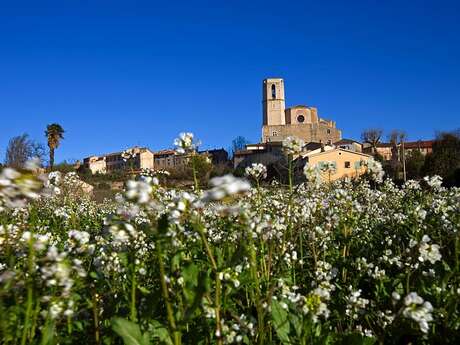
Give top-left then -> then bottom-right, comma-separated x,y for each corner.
49,148 -> 55,170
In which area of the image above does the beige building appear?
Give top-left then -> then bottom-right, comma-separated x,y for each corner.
153,149 -> 217,171
404,140 -> 433,156
363,143 -> 393,160
363,140 -> 433,162
153,150 -> 190,170
262,78 -> 342,144
300,148 -> 372,181
83,146 -> 154,174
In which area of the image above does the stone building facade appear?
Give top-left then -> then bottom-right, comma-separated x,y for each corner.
198,149 -> 229,165
233,142 -> 284,169
153,150 -> 189,170
262,78 -> 342,144
83,147 -> 154,174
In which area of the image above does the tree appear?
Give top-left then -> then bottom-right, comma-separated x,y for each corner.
388,130 -> 407,181
405,149 -> 425,180
230,136 -> 249,157
422,130 -> 460,186
361,128 -> 383,154
4,134 -> 46,169
45,123 -> 65,170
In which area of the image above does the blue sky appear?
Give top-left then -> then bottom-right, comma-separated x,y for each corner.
1,0 -> 459,162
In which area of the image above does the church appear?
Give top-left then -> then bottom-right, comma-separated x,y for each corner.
262,78 -> 342,144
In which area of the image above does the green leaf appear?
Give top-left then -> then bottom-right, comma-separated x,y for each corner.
40,321 -> 55,345
184,270 -> 210,320
182,263 -> 199,287
138,286 -> 151,295
182,262 -> 199,304
289,313 -> 302,338
171,252 -> 182,271
271,300 -> 292,344
111,317 -> 150,345
150,320 -> 174,345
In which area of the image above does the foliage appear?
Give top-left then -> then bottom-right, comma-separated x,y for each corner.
405,149 -> 425,180
422,130 -> 460,186
1,148 -> 460,345
52,161 -> 77,174
4,134 -> 46,168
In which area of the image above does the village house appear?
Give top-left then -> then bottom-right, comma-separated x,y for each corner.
334,138 -> 363,152
153,149 -> 189,170
233,142 -> 284,169
363,143 -> 393,160
404,140 -> 433,156
83,146 -> 154,174
198,148 -> 229,165
363,140 -> 433,161
298,148 -> 372,181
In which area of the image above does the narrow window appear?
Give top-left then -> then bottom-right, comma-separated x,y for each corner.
345,161 -> 351,168
271,84 -> 276,99
327,129 -> 331,134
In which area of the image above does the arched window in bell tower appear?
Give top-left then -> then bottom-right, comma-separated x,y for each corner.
271,84 -> 276,99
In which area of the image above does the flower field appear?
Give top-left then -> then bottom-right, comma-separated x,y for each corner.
1,145 -> 460,344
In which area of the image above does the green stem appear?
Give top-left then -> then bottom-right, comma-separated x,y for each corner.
92,287 -> 100,345
192,155 -> 199,191
30,299 -> 41,342
130,263 -> 137,321
21,237 -> 35,345
156,241 -> 181,345
196,225 -> 222,345
248,235 -> 264,345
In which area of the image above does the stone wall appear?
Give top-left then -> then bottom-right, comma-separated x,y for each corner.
262,123 -> 342,144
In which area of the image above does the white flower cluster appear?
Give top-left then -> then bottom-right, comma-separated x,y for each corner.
221,314 -> 255,343
140,168 -> 170,178
424,175 -> 443,189
44,171 -> 90,199
67,230 -> 94,254
418,235 -> 442,264
303,163 -> 322,185
45,171 -> 62,195
202,175 -> 251,201
345,288 -> 370,319
0,167 -> 42,210
245,163 -> 267,181
121,148 -> 137,162
318,161 -> 337,175
363,158 -> 385,183
218,267 -> 241,289
125,177 -> 158,204
174,132 -> 200,154
403,292 -> 434,333
282,136 -> 305,156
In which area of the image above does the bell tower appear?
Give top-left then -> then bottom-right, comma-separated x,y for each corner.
262,78 -> 286,126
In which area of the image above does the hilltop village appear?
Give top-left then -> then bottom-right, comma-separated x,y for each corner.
82,78 -> 434,182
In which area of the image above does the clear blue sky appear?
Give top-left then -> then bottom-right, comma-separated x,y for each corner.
1,0 -> 459,163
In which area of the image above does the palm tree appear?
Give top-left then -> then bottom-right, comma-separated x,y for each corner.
45,123 -> 65,170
